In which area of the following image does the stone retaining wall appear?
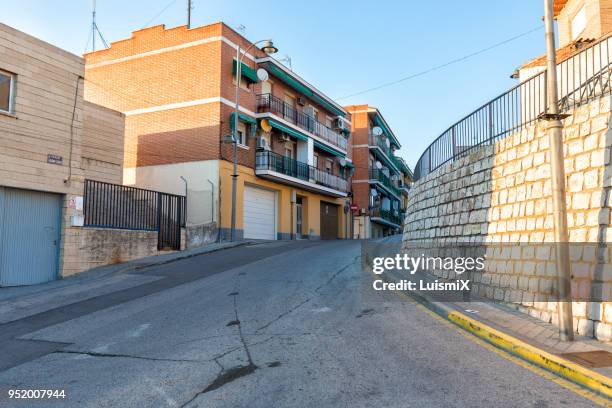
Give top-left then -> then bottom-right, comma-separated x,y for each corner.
403,95 -> 612,340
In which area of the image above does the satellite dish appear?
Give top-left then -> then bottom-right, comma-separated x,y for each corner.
375,161 -> 382,169
385,138 -> 391,148
372,126 -> 383,136
260,119 -> 272,133
256,68 -> 269,82
339,158 -> 347,167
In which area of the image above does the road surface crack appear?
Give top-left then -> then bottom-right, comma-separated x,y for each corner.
255,255 -> 360,333
53,350 -> 202,363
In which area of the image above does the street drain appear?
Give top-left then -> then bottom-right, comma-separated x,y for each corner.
267,361 -> 281,367
203,364 -> 257,393
559,350 -> 612,368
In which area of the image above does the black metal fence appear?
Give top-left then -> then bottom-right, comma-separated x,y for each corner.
255,150 -> 349,192
83,179 -> 186,250
255,93 -> 348,151
414,33 -> 612,181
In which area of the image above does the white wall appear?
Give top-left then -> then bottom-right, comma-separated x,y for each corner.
124,160 -> 219,226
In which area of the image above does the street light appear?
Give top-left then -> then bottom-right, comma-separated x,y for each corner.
543,0 -> 573,341
230,39 -> 278,242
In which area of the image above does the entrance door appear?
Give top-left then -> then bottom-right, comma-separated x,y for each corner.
296,197 -> 303,239
243,185 -> 276,240
0,187 -> 62,286
320,201 -> 339,240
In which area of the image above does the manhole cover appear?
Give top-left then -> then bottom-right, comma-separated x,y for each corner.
559,350 -> 612,368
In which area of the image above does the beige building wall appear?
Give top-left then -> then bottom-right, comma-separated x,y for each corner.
0,22 -> 153,280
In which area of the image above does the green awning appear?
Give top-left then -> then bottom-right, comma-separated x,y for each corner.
229,112 -> 257,130
314,140 -> 344,157
374,115 -> 400,148
232,60 -> 258,84
267,64 -> 313,97
344,161 -> 354,168
268,119 -> 308,141
265,63 -> 345,118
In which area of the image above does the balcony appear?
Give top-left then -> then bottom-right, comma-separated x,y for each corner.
368,133 -> 402,172
370,206 -> 403,228
369,169 -> 401,198
255,151 -> 348,197
256,93 -> 348,152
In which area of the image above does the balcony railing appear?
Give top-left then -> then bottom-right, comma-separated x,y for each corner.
256,150 -> 349,193
369,169 -> 401,197
413,31 -> 612,181
256,93 -> 348,151
368,133 -> 402,172
370,206 -> 403,227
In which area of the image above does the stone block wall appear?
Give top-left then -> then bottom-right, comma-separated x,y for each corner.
403,95 -> 612,340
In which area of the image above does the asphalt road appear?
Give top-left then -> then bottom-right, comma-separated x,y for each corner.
0,240 -> 601,407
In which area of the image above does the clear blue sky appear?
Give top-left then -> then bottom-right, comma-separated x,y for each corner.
1,0 -> 546,168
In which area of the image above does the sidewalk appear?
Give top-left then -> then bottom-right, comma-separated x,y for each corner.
0,240 -> 253,324
385,268 -> 612,398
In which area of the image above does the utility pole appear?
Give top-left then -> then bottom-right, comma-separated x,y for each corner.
543,0 -> 574,341
187,0 -> 192,28
92,0 -> 97,52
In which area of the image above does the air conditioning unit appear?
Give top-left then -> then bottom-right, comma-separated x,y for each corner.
256,136 -> 269,150
297,96 -> 306,106
334,117 -> 347,131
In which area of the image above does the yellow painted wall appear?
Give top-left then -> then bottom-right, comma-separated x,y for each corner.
218,160 -> 349,239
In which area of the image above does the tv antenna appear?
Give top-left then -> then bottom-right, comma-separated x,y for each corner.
89,0 -> 109,52
279,55 -> 292,70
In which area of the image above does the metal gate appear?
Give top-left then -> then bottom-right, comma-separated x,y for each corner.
157,193 -> 183,250
0,187 -> 62,286
83,180 -> 185,250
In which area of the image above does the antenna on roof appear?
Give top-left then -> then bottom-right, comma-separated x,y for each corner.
187,0 -> 194,28
279,55 -> 292,70
90,0 -> 109,52
236,24 -> 246,34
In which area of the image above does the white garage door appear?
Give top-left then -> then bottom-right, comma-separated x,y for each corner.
243,185 -> 276,240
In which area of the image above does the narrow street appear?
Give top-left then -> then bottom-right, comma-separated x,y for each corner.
0,241 -> 599,407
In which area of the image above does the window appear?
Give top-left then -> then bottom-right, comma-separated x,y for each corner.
0,70 -> 15,114
313,153 -> 319,168
325,116 -> 333,128
325,159 -> 333,174
236,122 -> 247,145
572,6 -> 587,40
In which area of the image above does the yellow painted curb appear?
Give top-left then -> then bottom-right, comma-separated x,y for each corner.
448,311 -> 612,399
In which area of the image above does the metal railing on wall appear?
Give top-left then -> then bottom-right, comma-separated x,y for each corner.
83,179 -> 186,250
413,33 -> 612,181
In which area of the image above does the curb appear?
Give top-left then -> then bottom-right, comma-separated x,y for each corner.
386,270 -> 612,399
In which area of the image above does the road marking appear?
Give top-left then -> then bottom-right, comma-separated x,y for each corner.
366,266 -> 611,406
412,299 -> 611,407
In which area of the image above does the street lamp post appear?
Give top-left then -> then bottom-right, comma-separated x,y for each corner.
543,0 -> 573,341
230,39 -> 278,242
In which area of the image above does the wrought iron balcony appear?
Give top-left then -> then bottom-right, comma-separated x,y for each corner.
370,206 -> 403,227
255,150 -> 348,196
256,93 -> 348,152
368,133 -> 402,172
369,169 -> 401,198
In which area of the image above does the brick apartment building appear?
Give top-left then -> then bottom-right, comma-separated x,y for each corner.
0,23 -> 126,285
84,22 -> 353,242
345,105 -> 412,238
